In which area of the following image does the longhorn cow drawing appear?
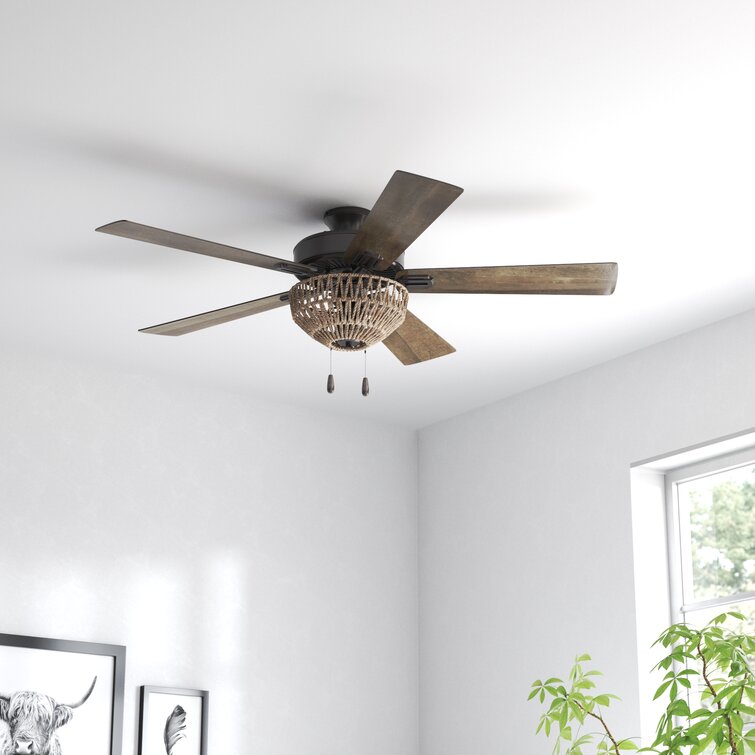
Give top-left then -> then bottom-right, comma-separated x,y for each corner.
0,676 -> 97,755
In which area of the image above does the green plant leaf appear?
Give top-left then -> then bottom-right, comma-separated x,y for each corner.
574,679 -> 596,691
618,739 -> 639,750
654,681 -> 672,700
666,699 -> 690,718
572,735 -> 593,747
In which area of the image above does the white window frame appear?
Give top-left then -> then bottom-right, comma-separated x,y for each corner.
665,445 -> 755,623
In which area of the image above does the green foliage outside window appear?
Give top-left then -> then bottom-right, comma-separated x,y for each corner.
687,480 -> 755,600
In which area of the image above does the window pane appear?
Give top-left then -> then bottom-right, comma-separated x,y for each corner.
677,462 -> 755,603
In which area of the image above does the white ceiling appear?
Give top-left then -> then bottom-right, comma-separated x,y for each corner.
2,0 -> 754,428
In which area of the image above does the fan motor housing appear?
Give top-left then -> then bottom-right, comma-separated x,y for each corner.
292,206 -> 405,278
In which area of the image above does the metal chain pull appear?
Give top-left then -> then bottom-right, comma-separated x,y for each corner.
327,348 -> 335,394
361,349 -> 370,397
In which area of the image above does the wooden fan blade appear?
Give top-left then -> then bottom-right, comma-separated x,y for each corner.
140,292 -> 289,336
96,221 -> 314,276
383,311 -> 455,365
345,171 -> 463,270
398,263 -> 618,295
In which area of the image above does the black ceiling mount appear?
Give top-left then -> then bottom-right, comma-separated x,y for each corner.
323,206 -> 369,232
292,206 -> 405,277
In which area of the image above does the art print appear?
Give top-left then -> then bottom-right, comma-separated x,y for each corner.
138,687 -> 208,755
0,633 -> 125,755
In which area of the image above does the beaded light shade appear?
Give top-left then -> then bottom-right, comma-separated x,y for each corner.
289,273 -> 409,351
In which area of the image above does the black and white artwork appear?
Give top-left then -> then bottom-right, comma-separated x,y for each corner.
0,633 -> 125,755
138,687 -> 208,755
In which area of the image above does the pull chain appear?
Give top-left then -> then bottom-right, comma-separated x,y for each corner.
361,349 -> 370,397
327,348 -> 335,394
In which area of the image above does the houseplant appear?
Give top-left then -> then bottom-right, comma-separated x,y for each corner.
529,611 -> 755,755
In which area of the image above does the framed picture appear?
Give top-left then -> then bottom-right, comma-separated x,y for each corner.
138,686 -> 208,755
0,632 -> 126,755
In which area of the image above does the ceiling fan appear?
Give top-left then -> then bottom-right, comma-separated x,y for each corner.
96,169 -> 618,379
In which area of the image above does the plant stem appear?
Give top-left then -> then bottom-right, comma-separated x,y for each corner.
698,639 -> 739,755
573,700 -> 620,755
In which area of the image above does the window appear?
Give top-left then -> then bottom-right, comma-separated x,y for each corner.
665,446 -> 755,632
630,437 -> 755,744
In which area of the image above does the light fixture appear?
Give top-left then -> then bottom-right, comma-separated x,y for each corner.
289,273 -> 409,351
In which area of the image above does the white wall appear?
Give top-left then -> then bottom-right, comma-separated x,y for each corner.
0,352 -> 419,755
418,307 -> 755,755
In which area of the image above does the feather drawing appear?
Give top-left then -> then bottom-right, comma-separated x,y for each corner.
163,705 -> 187,755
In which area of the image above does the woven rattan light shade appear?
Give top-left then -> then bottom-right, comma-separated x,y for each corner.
289,273 -> 409,351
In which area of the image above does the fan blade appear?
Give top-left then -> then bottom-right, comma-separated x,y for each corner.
140,292 -> 289,336
345,171 -> 463,270
383,311 -> 455,365
96,221 -> 314,276
398,263 -> 618,295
